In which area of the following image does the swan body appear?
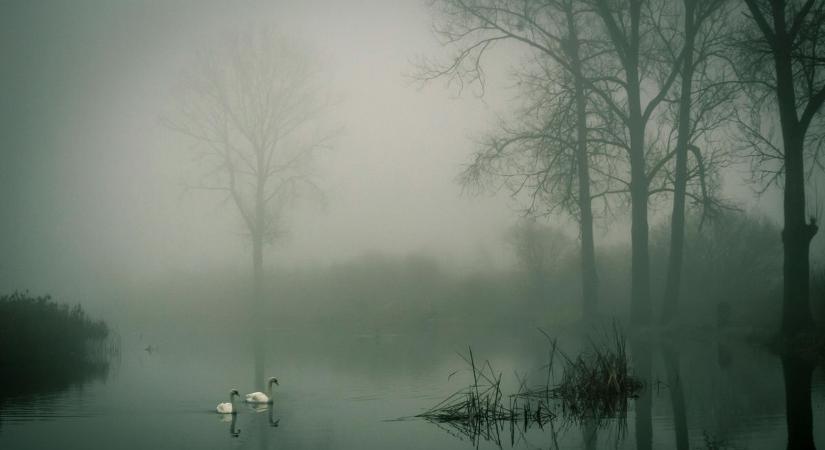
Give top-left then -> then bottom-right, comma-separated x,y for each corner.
217,389 -> 240,414
244,392 -> 269,403
245,377 -> 278,404
216,402 -> 233,414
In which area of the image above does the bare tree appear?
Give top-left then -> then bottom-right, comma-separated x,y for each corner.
586,0 -> 696,325
420,0 -> 612,319
420,0 -> 729,325
738,0 -> 825,336
166,30 -> 335,313
660,0 -> 735,324
461,56 -> 615,318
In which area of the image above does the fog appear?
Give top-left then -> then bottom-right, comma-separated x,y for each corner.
0,0 -> 525,298
1,1 -> 824,449
0,0 -> 793,304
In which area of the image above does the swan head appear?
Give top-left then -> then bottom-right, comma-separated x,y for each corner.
268,377 -> 279,387
230,389 -> 240,398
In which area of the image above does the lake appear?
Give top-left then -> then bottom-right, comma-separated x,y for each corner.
1,325 -> 823,449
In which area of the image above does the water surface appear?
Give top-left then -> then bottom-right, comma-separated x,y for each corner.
1,327 -> 822,449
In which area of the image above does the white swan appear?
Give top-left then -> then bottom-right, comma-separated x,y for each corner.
245,377 -> 278,404
216,389 -> 240,414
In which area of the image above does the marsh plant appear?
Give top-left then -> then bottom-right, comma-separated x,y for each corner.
0,292 -> 112,369
419,328 -> 643,445
417,348 -> 555,447
544,328 -> 642,421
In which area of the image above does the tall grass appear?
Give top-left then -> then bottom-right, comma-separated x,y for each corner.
0,291 -> 111,369
540,326 -> 642,420
417,348 -> 555,447
419,328 -> 643,445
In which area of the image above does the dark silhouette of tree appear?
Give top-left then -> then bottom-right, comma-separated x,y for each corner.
588,0 -> 701,325
166,30 -> 335,323
738,0 -> 825,335
419,0 -> 625,319
421,0 -> 729,325
459,55 -> 614,317
660,0 -> 734,324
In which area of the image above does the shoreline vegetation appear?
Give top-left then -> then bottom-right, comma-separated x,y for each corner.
0,292 -> 116,378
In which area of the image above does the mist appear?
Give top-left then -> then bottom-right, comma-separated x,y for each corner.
0,0 -> 520,302
0,0 -> 797,305
1,1 -> 824,449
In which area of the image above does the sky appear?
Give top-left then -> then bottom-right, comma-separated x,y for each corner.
0,0 -> 527,294
0,0 -> 790,298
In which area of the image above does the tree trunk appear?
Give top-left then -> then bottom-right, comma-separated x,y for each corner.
594,0 -> 651,326
566,10 -> 599,320
252,231 -> 265,389
252,169 -> 266,389
252,232 -> 264,307
252,161 -> 267,316
772,20 -> 817,335
577,122 -> 599,320
781,132 -> 817,334
628,80 -> 651,326
662,1 -> 696,325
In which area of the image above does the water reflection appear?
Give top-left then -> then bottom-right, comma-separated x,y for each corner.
0,339 -> 114,431
661,343 -> 688,450
783,355 -> 816,450
220,412 -> 241,437
0,329 -> 821,450
268,406 -> 280,428
415,333 -> 822,450
631,338 -> 652,450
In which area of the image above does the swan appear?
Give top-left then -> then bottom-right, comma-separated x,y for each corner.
216,389 -> 240,414
245,377 -> 278,404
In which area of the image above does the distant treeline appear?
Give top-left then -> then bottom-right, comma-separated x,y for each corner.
118,211 -> 824,333
269,210 -> 795,332
0,292 -> 109,369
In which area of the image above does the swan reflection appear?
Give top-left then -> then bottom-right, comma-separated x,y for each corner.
268,406 -> 280,428
218,412 -> 241,437
244,402 -> 280,427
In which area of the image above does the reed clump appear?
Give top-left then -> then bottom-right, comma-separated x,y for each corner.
419,326 -> 643,443
546,328 -> 643,420
417,348 -> 555,446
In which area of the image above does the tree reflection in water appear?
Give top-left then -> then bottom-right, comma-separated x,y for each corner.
782,355 -> 816,450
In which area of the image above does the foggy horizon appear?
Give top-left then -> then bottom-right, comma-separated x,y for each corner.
2,1 -> 825,449
0,0 -> 792,303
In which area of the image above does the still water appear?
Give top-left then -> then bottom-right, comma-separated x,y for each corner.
0,326 -> 822,449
